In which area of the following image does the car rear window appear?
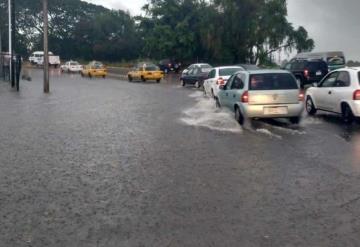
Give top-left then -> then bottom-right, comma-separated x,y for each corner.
219,68 -> 243,76
328,56 -> 345,66
307,61 -> 328,71
145,65 -> 159,71
201,68 -> 212,73
249,73 -> 298,91
70,62 -> 79,66
200,64 -> 212,69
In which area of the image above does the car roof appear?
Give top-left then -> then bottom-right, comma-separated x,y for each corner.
214,66 -> 243,70
236,69 -> 292,75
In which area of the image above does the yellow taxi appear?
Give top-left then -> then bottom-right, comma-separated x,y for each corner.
128,63 -> 164,83
81,61 -> 107,78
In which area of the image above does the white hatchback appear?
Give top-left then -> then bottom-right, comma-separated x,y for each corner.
203,66 -> 244,98
306,67 -> 360,123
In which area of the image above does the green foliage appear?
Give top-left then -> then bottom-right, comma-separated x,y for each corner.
0,0 -> 314,65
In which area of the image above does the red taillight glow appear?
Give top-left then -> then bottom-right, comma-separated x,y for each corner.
299,91 -> 305,102
217,77 -> 225,85
241,91 -> 249,103
304,69 -> 309,77
353,90 -> 360,100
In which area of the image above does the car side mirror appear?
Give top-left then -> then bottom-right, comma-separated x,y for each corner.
312,82 -> 318,87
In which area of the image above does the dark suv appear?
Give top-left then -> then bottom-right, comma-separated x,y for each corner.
158,59 -> 181,74
283,59 -> 329,87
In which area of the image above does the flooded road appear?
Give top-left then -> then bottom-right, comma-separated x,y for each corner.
1,69 -> 360,246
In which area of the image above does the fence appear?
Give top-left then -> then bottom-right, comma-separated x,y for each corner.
0,52 -> 22,91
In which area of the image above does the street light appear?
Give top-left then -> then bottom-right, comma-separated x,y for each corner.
43,0 -> 49,93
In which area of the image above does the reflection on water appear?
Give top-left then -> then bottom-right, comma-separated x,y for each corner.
351,134 -> 360,170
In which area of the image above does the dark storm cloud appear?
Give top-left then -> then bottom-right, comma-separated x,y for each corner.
287,0 -> 360,60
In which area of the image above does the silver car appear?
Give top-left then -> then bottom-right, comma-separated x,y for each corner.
217,70 -> 305,125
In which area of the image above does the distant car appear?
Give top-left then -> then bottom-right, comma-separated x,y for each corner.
29,51 -> 61,68
60,61 -> 83,73
235,64 -> 260,71
81,61 -> 107,78
295,51 -> 346,71
203,66 -> 244,98
128,63 -> 164,83
158,59 -> 181,74
217,70 -> 304,125
181,63 -> 212,76
180,63 -> 213,88
283,59 -> 329,88
305,67 -> 360,123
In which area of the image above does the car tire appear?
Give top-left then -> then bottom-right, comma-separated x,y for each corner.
128,75 -> 133,82
215,97 -> 221,108
289,117 -> 301,124
195,81 -> 201,89
141,76 -> 146,82
342,104 -> 354,124
181,80 -> 185,87
88,73 -> 92,78
306,97 -> 317,115
156,79 -> 161,83
211,89 -> 215,99
235,106 -> 244,125
102,75 -> 106,79
164,68 -> 169,74
80,72 -> 84,77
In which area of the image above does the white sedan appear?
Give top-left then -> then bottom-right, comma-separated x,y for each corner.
306,67 -> 360,123
204,66 -> 244,98
60,61 -> 83,73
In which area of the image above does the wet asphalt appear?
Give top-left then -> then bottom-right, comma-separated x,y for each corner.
1,69 -> 360,247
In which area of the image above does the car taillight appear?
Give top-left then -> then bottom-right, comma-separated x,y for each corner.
241,91 -> 249,103
299,91 -> 305,102
216,77 -> 225,85
353,90 -> 360,100
304,69 -> 309,77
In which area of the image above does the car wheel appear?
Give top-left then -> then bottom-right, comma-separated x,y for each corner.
235,106 -> 244,125
181,80 -> 185,87
296,77 -> 304,88
195,81 -> 200,89
289,117 -> 301,124
88,73 -> 92,78
141,76 -> 146,82
342,104 -> 354,124
215,97 -> 221,108
211,89 -> 215,99
164,68 -> 169,74
128,75 -> 133,82
306,97 -> 317,115
156,79 -> 161,83
80,72 -> 84,77
102,75 -> 106,79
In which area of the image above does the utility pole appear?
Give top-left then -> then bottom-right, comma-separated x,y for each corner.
10,0 -> 15,88
8,0 -> 12,80
43,0 -> 49,93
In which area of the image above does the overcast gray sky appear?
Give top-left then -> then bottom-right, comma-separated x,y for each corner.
83,0 -> 360,61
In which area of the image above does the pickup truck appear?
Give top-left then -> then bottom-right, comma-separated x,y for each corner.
29,51 -> 61,68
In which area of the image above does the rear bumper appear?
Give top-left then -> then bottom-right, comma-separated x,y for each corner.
241,103 -> 304,118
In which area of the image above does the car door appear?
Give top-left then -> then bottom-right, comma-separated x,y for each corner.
330,71 -> 352,113
221,75 -> 237,108
204,69 -> 216,94
183,68 -> 194,83
316,71 -> 339,111
228,73 -> 246,109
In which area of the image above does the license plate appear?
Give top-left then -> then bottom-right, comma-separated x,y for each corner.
264,107 -> 288,115
316,71 -> 322,76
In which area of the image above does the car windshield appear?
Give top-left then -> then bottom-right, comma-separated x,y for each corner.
240,64 -> 259,70
249,73 -> 298,90
327,56 -> 345,66
219,68 -> 243,76
70,62 -> 79,66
